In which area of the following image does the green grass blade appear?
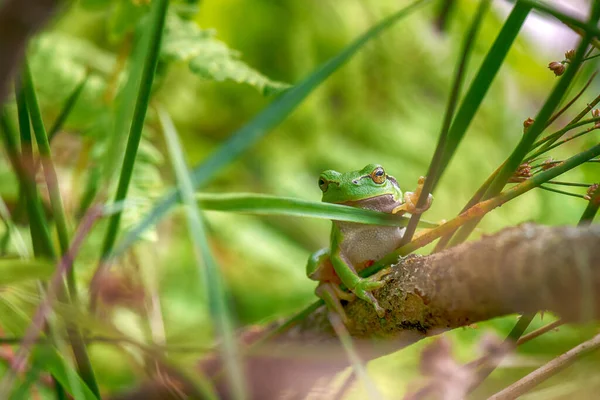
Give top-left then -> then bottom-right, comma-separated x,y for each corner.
402,0 -> 491,244
48,73 -> 89,142
19,61 -> 101,397
196,193 -> 438,227
110,0 -> 432,258
22,61 -> 71,259
434,1 -> 532,188
32,347 -> 99,400
100,0 -> 169,258
159,108 -> 244,399
0,109 -> 54,258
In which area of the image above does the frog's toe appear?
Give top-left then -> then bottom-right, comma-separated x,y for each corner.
357,291 -> 386,318
353,278 -> 388,317
331,284 -> 356,302
316,282 -> 350,325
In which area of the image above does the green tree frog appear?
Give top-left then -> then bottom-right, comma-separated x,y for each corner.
306,164 -> 433,324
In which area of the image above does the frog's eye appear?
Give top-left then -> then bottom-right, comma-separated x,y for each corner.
370,167 -> 386,184
318,177 -> 329,192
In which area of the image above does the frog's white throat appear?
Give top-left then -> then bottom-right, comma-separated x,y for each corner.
341,194 -> 402,213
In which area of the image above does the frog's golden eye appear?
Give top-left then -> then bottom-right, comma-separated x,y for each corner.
318,177 -> 329,192
371,167 -> 386,184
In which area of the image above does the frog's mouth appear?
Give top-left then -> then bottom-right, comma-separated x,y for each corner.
341,194 -> 402,213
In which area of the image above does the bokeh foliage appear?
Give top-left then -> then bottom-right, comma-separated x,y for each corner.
1,0 -> 599,397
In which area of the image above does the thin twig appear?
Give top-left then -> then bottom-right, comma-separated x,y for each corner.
488,333 -> 600,400
547,180 -> 593,188
545,71 -> 597,128
516,319 -> 564,346
539,185 -> 586,199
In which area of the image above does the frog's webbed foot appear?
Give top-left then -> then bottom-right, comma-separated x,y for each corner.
350,268 -> 392,318
316,282 -> 355,325
392,176 -> 433,215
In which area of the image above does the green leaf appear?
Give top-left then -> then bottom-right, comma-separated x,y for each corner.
159,108 -> 239,399
162,14 -> 290,95
0,258 -> 54,284
32,347 -> 99,400
100,0 -> 169,259
196,193 -> 439,228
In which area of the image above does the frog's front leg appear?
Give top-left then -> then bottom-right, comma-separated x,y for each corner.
330,227 -> 390,318
393,176 -> 433,215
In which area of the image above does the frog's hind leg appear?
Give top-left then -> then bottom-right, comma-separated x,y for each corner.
315,282 -> 355,325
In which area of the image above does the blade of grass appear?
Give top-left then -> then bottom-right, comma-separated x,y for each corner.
99,0 -> 169,259
31,347 -> 98,400
0,109 -> 54,259
14,80 -> 49,256
108,0 -> 432,260
450,3 -> 600,246
159,108 -> 245,399
402,0 -> 491,244
195,193 -> 439,227
433,1 -> 532,190
47,73 -> 89,142
20,60 -> 101,397
21,61 -> 72,286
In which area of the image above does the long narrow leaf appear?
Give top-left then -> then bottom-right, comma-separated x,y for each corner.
111,0 -> 432,258
48,73 -> 89,142
159,108 -> 243,399
434,1 -> 532,188
196,193 -> 438,227
449,2 -> 600,246
100,0 -> 169,258
402,0 -> 491,244
21,60 -> 101,397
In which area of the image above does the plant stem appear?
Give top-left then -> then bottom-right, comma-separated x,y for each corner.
579,186 -> 600,225
488,333 -> 600,400
449,6 -> 600,246
539,185 -> 586,199
402,0 -> 491,244
516,319 -> 563,346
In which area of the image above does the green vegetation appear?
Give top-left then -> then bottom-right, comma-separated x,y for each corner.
0,0 -> 599,398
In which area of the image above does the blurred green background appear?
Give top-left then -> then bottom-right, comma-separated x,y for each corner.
1,0 -> 599,397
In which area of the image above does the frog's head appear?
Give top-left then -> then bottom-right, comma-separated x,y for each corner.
318,164 -> 403,208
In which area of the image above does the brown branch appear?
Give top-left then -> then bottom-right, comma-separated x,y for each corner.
112,223 -> 600,399
0,0 -> 59,104
287,223 -> 600,340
